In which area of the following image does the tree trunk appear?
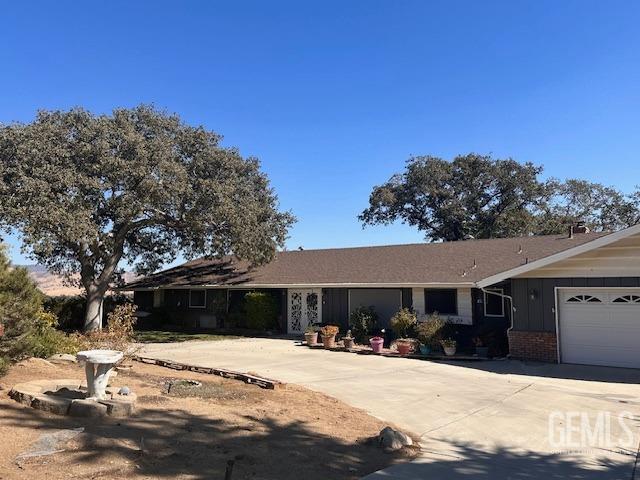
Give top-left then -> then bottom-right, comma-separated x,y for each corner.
84,288 -> 105,331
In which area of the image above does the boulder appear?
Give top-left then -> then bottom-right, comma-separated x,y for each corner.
31,394 -> 72,415
47,354 -> 78,365
68,399 -> 108,418
378,426 -> 413,452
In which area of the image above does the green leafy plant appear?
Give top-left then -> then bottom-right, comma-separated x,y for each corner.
390,308 -> 417,339
320,325 -> 339,338
416,314 -> 449,348
0,356 -> 8,376
244,292 -> 278,330
349,306 -> 378,344
304,324 -> 319,334
441,338 -> 457,348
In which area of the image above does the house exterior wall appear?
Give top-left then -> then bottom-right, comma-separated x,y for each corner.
509,277 -> 640,362
411,287 -> 473,325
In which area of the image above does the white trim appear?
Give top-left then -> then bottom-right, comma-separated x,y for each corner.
483,288 -> 505,317
188,289 -> 207,309
477,224 -> 640,288
554,287 -> 561,364
127,281 -> 474,291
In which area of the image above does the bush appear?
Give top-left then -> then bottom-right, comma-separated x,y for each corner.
390,308 -> 417,339
243,292 -> 278,330
43,295 -> 86,331
416,314 -> 450,348
84,303 -> 138,356
2,310 -> 86,360
0,356 -> 9,377
349,306 -> 378,344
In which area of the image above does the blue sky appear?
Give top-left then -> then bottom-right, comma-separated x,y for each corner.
1,1 -> 639,266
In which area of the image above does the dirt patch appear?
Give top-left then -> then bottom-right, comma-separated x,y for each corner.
0,359 -> 418,479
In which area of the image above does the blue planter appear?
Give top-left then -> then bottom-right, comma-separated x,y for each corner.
419,344 -> 431,355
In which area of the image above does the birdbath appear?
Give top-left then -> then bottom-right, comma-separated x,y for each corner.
76,350 -> 123,400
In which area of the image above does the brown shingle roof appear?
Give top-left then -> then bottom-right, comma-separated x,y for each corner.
124,232 -> 609,289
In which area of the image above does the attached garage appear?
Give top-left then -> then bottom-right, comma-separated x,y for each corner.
349,289 -> 404,328
558,288 -> 640,369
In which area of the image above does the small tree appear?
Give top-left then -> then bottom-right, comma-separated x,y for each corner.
0,106 -> 294,330
390,308 -> 417,339
349,306 -> 378,344
244,292 -> 278,330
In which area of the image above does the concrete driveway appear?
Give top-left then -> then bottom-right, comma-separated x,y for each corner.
141,338 -> 640,479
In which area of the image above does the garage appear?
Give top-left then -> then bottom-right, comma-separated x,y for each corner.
558,288 -> 640,369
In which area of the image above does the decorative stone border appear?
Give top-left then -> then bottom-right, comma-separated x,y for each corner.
133,356 -> 285,390
9,379 -> 136,417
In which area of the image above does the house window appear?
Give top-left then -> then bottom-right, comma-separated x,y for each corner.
425,289 -> 457,315
189,289 -> 207,309
484,288 -> 505,317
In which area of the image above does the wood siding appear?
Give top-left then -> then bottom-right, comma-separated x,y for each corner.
515,232 -> 640,278
511,277 -> 640,332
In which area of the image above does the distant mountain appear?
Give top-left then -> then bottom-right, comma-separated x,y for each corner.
17,265 -> 137,297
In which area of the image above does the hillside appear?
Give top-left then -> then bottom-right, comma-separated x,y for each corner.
17,265 -> 137,297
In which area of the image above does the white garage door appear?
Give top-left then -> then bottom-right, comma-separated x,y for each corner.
559,288 -> 640,369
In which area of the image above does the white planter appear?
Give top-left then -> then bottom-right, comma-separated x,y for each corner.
443,346 -> 457,356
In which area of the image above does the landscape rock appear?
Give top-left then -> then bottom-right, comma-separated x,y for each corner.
68,399 -> 108,418
119,386 -> 131,395
378,426 -> 413,452
98,398 -> 135,417
31,394 -> 72,415
47,354 -> 78,365
15,428 -> 84,461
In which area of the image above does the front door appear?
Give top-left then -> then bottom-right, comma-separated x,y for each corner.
288,289 -> 322,334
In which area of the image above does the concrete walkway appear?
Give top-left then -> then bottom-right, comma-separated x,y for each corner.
141,338 -> 640,479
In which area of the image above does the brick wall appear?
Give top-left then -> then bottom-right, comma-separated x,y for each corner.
508,330 -> 558,363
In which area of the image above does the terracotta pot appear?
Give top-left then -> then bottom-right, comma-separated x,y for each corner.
343,337 -> 355,349
0,324 -> 4,338
304,332 -> 318,346
322,334 -> 336,349
369,337 -> 384,353
396,341 -> 413,356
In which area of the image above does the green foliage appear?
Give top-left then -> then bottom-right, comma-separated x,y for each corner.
390,308 -> 417,339
43,295 -> 86,331
360,153 -> 640,241
244,292 -> 278,330
84,303 -> 138,355
3,310 -> 85,360
416,314 -> 449,348
349,306 -> 378,344
0,356 -> 8,376
0,245 -> 83,361
0,105 -> 294,330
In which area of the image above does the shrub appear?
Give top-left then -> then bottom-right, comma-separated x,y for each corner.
2,310 -> 86,360
390,308 -> 417,339
84,303 -> 138,356
0,356 -> 9,376
320,325 -> 339,337
416,314 -> 449,348
244,292 -> 278,330
349,306 -> 378,344
43,295 -> 86,331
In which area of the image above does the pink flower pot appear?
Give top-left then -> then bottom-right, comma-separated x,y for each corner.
369,337 -> 384,353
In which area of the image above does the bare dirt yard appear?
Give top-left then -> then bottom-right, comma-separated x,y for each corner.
0,358 -> 417,480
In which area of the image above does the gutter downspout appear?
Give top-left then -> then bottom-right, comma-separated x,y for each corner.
479,286 -> 516,342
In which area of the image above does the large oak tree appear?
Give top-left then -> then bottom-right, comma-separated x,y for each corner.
360,153 -> 639,241
0,106 -> 294,330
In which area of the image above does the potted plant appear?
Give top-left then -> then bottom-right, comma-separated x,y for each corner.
304,324 -> 319,346
390,308 -> 417,356
350,306 -> 377,344
416,314 -> 447,355
342,329 -> 355,349
369,335 -> 384,353
472,336 -> 489,358
441,338 -> 457,356
320,325 -> 339,349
